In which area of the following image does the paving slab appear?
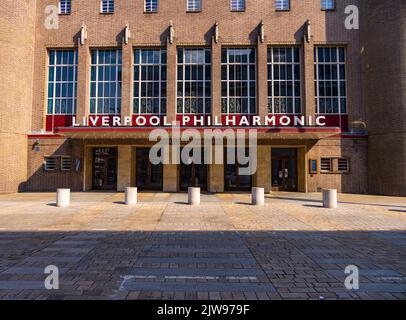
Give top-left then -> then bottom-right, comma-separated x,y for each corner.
0,192 -> 405,300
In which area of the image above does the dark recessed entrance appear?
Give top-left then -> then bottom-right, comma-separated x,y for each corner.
93,147 -> 118,190
224,148 -> 253,191
271,148 -> 298,191
179,149 -> 208,191
136,148 -> 163,191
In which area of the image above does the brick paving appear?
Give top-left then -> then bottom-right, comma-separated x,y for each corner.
0,192 -> 405,300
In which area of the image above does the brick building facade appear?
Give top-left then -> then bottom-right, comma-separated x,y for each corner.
0,0 -> 404,195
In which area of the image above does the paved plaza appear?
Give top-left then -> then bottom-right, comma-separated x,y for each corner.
0,191 -> 405,300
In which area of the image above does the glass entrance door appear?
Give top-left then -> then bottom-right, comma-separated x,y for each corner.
136,148 -> 163,191
224,163 -> 252,191
224,148 -> 252,191
180,163 -> 208,191
271,148 -> 297,191
179,149 -> 208,191
93,148 -> 118,190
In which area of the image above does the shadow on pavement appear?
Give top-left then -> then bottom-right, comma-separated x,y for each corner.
0,230 -> 405,300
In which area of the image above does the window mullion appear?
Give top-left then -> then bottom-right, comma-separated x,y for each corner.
95,51 -> 99,115
183,50 -> 186,114
247,52 -> 250,114
158,49 -> 162,115
51,51 -> 55,115
72,51 -> 77,115
114,50 -> 117,114
315,48 -> 319,114
203,50 -> 206,114
337,48 -> 341,115
291,49 -> 295,115
271,48 -> 274,114
138,54 -> 141,114
227,52 -> 230,114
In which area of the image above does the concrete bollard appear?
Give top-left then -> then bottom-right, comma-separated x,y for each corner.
56,189 -> 70,207
125,187 -> 138,206
323,189 -> 337,208
188,187 -> 200,205
251,187 -> 265,206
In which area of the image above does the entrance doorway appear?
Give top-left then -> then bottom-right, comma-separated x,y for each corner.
92,148 -> 118,190
271,148 -> 297,191
224,164 -> 252,191
136,148 -> 163,191
224,148 -> 252,191
179,149 -> 208,191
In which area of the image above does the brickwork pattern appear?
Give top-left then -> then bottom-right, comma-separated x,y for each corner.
1,1 -> 405,195
25,0 -> 367,194
361,1 -> 406,196
0,0 -> 36,192
26,138 -> 83,192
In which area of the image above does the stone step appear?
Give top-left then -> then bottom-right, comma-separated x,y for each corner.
142,247 -> 250,254
135,257 -> 257,264
128,267 -> 265,277
1,267 -> 68,275
121,280 -> 276,292
0,281 -> 45,290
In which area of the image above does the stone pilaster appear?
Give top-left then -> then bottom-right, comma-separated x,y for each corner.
121,40 -> 133,122
83,145 -> 93,191
117,145 -> 133,191
76,44 -> 91,124
255,145 -> 271,193
297,146 -> 307,193
211,36 -> 222,117
303,34 -> 315,125
257,37 -> 268,118
163,146 -> 178,192
166,40 -> 177,123
208,164 -> 224,193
